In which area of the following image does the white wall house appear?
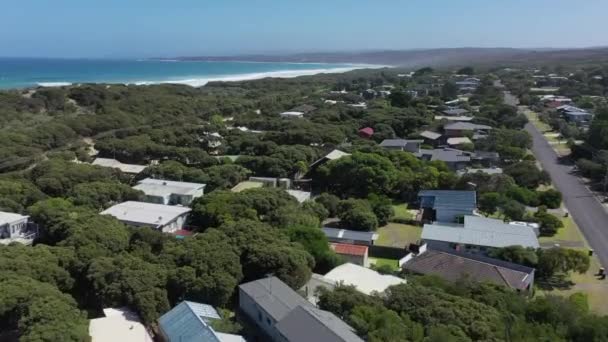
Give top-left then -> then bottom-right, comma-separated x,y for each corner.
133,178 -> 206,206
0,212 -> 36,245
101,201 -> 191,233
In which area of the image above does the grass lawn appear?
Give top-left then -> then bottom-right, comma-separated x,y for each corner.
391,203 -> 414,221
375,223 -> 422,248
536,216 -> 608,315
369,257 -> 400,271
539,216 -> 585,247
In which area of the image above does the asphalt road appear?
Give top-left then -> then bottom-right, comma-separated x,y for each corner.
526,122 -> 608,268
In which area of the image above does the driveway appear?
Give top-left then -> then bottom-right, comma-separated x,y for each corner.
526,122 -> 608,268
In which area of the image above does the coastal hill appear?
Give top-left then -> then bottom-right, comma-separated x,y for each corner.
168,47 -> 608,67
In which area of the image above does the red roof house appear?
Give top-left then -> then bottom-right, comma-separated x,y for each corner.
331,243 -> 369,267
358,127 -> 374,139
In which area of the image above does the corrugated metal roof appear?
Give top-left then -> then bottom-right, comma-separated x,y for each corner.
275,306 -> 363,342
421,216 -> 539,249
158,301 -> 221,342
322,227 -> 378,244
239,276 -> 311,321
403,247 -> 534,290
444,122 -> 492,131
331,243 -> 368,256
418,190 -> 476,210
101,201 -> 191,228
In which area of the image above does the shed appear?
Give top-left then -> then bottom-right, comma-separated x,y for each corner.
358,127 -> 374,139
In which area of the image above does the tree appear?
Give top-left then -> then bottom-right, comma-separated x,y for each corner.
69,181 -> 144,209
489,246 -> 538,267
389,92 -> 413,108
337,199 -> 379,231
534,210 -> 564,236
536,248 -> 590,279
500,200 -> 525,220
441,82 -> 459,100
457,67 -> 475,75
315,193 -> 341,217
0,276 -> 89,342
537,189 -> 562,209
478,192 -> 502,216
287,225 -> 342,273
504,161 -> 550,189
348,305 -> 424,342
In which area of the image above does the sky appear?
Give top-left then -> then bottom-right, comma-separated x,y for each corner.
1,0 -> 607,58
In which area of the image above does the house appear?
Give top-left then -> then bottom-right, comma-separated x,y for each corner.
89,308 -> 153,342
280,111 -> 304,119
133,178 -> 206,206
434,115 -> 474,122
323,263 -> 406,295
441,108 -> 469,116
0,211 -> 37,245
92,158 -> 148,175
457,167 -> 503,176
401,244 -> 535,292
415,148 -> 471,170
308,149 -> 350,171
158,301 -> 246,342
289,104 -> 317,114
231,181 -> 265,192
564,111 -> 593,123
358,127 -> 374,139
239,277 -> 363,342
419,130 -> 442,146
418,190 -> 476,223
421,216 -> 540,253
471,151 -> 500,166
286,190 -> 311,203
330,243 -> 369,267
101,201 -> 191,233
379,139 -> 423,153
446,137 -> 472,147
322,227 -> 378,246
443,122 -> 492,138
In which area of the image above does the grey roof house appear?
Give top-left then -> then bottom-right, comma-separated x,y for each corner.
239,277 -> 363,342
418,190 -> 477,223
322,227 -> 378,246
441,108 -> 469,116
443,122 -> 492,138
416,148 -> 471,170
421,215 -> 540,252
379,139 -> 423,153
0,211 -> 37,246
401,244 -> 535,292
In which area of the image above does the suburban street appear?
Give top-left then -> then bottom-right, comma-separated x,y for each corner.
525,121 -> 608,268
500,84 -> 608,268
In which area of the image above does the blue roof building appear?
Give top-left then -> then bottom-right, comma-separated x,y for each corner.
158,301 -> 245,342
418,190 -> 477,223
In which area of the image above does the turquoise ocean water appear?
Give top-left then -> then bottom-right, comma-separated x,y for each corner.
0,58 -> 365,89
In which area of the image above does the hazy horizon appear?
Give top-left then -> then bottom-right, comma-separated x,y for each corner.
2,0 -> 607,59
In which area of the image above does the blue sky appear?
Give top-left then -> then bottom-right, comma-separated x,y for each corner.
1,0 -> 607,58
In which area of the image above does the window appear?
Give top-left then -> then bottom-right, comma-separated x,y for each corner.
266,317 -> 271,326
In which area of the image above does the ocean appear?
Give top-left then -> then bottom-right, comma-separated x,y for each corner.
0,58 -> 372,89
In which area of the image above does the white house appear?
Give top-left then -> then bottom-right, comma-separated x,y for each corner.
133,178 -> 206,206
279,111 -> 304,119
323,263 -> 406,295
101,201 -> 191,233
92,158 -> 148,175
0,211 -> 36,245
89,308 -> 153,342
